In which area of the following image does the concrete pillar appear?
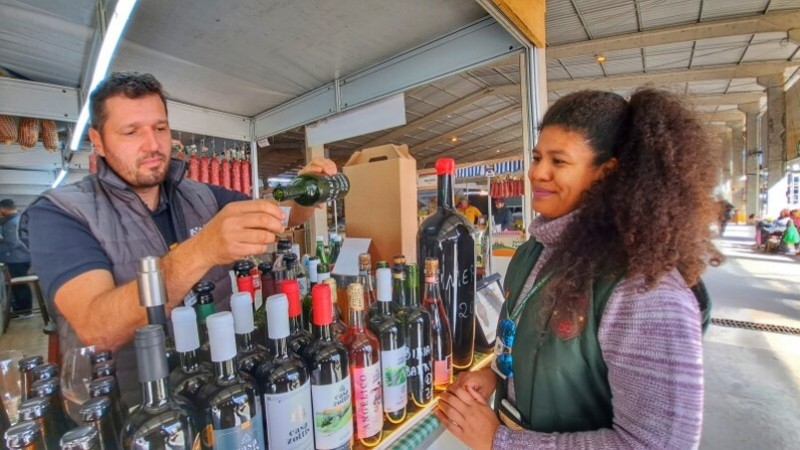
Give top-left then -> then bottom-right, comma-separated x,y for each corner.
720,127 -> 733,198
727,121 -> 746,213
757,74 -> 787,218
739,102 -> 761,217
305,144 -> 328,248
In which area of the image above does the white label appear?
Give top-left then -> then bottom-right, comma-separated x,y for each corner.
183,290 -> 197,307
298,276 -> 310,297
311,376 -> 353,449
380,347 -> 408,414
263,380 -> 314,450
352,362 -> 383,439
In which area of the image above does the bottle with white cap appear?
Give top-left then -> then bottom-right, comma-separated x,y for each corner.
368,265 -> 408,424
230,292 -> 269,379
196,312 -> 265,449
168,306 -> 212,409
255,294 -> 314,449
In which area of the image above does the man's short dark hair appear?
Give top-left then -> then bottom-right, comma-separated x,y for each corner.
90,72 -> 168,132
0,199 -> 15,209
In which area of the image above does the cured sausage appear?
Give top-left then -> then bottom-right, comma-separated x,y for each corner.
241,155 -> 251,196
188,148 -> 200,181
0,115 -> 18,144
221,154 -> 231,189
199,150 -> 210,184
39,119 -> 59,152
232,155 -> 242,193
210,154 -> 220,186
18,117 -> 39,149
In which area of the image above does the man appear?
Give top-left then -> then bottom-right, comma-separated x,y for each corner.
20,72 -> 331,405
457,197 -> 482,225
1,199 -> 33,317
492,198 -> 514,231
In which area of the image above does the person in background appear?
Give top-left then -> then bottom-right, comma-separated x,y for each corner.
435,89 -> 719,449
492,198 -> 514,231
0,199 -> 33,317
19,72 -> 332,405
791,209 -> 800,229
717,198 -> 735,236
458,197 -> 482,225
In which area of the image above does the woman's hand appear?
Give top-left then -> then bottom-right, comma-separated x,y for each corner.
449,366 -> 497,401
434,385 -> 501,450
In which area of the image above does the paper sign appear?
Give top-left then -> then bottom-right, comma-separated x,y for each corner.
331,238 -> 371,277
475,273 -> 505,344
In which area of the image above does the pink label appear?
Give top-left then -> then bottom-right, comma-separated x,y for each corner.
352,362 -> 383,439
434,355 -> 452,387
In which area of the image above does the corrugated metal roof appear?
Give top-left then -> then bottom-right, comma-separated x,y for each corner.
690,35 -> 752,67
640,0 -> 701,30
701,0 -> 770,20
741,32 -> 799,61
643,41 -> 694,71
577,0 -> 640,38
546,0 -> 590,45
602,48 -> 645,75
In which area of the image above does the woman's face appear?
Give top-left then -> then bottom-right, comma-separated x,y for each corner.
529,125 -> 616,219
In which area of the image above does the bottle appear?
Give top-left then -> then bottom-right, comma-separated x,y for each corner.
256,294 -> 314,449
31,363 -> 59,383
90,351 -> 113,366
0,396 -> 10,445
341,283 -> 383,447
284,253 -> 310,302
169,306 -> 212,409
31,378 -> 76,438
418,158 -> 476,369
423,259 -> 453,391
79,397 -> 120,450
368,267 -> 408,424
120,325 -> 197,449
272,172 -> 350,207
277,279 -> 313,357
357,253 -> 378,310
316,236 -> 330,266
233,260 -> 256,304
137,256 -> 180,371
192,280 -> 216,363
18,355 -> 44,401
18,396 -> 61,449
304,283 -> 353,450
88,377 -> 128,439
91,361 -> 116,381
321,277 -> 346,337
230,292 -> 269,380
400,263 -> 434,408
255,262 -> 275,345
5,421 -> 46,449
59,426 -> 100,450
197,312 -> 265,450
307,257 -> 320,287
329,234 -> 342,265
390,257 -> 407,312
310,263 -> 332,331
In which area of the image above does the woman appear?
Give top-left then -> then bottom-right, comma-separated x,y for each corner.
434,89 -> 721,449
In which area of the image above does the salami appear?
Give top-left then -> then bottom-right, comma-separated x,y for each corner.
0,115 -> 17,144
241,154 -> 251,196
40,119 -> 59,151
210,154 -> 220,186
171,139 -> 185,159
188,147 -> 200,181
231,155 -> 242,193
199,150 -> 210,184
18,117 -> 39,149
221,154 -> 231,189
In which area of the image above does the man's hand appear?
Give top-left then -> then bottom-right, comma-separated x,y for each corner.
191,199 -> 286,267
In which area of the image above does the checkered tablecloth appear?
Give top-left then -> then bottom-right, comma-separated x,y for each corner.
388,414 -> 442,450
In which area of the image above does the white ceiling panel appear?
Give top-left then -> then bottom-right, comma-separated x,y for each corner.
741,32 -> 800,61
575,0 -> 640,39
644,41 -> 694,71
726,78 -> 762,93
558,55 -> 605,78
546,61 -> 572,80
690,35 -> 752,67
545,0 -> 590,45
687,80 -> 732,94
602,48 -> 645,75
701,0 -> 769,20
640,0 -> 701,29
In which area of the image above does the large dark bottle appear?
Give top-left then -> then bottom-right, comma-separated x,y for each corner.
192,281 -> 216,363
59,425 -> 100,450
120,325 -> 197,449
229,292 -> 270,381
417,158 -> 476,369
423,259 -> 453,392
31,377 -> 76,439
304,283 -> 353,450
369,267 -> 408,424
197,312 -> 265,449
169,306 -> 212,409
256,294 -> 314,449
398,264 -> 433,408
341,283 -> 383,447
277,279 -> 313,358
18,355 -> 44,401
137,256 -> 180,372
5,421 -> 46,449
18,396 -> 60,449
272,172 -> 350,206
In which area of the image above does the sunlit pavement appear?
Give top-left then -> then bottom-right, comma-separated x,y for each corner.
701,224 -> 800,449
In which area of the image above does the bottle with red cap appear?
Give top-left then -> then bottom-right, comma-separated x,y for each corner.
276,279 -> 313,357
418,157 -> 477,370
303,283 -> 354,450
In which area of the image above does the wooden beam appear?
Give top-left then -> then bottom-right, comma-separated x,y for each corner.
491,0 -> 546,48
687,92 -> 765,106
409,106 -> 520,154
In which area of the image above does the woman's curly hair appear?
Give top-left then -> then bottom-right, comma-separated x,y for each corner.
536,88 -> 723,329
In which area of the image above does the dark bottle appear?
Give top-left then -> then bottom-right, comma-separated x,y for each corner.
368,266 -> 408,424
303,283 -> 353,450
88,377 -> 127,439
192,280 -> 216,363
308,263 -> 332,332
169,306 -> 212,409
423,259 -> 453,391
255,262 -> 275,345
19,396 -> 60,449
418,158 -> 476,369
59,425 -> 100,450
18,355 -> 44,401
0,395 -> 10,445
90,351 -> 113,366
230,292 -> 269,380
31,363 -> 59,383
272,172 -> 350,207
137,256 -> 180,372
91,362 -> 116,381
315,236 -> 330,267
5,421 -> 46,449
31,378 -> 76,438
277,279 -> 313,357
390,256 -> 407,312
233,260 -> 256,305
197,312 -> 265,450
321,277 -> 347,337
256,294 -> 314,449
80,397 -> 120,449
401,263 -> 434,408
329,234 -> 343,265
120,325 -> 198,450
357,253 -> 377,311
341,283 -> 383,446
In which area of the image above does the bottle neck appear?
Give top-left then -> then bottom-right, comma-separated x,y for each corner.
275,184 -> 311,202
408,280 -> 420,307
349,309 -> 366,330
236,332 -> 257,352
313,323 -> 334,342
378,301 -> 393,315
437,173 -> 455,210
393,276 -> 407,307
213,359 -> 238,383
289,314 -> 304,334
179,349 -> 202,373
424,276 -> 442,299
141,378 -> 170,410
271,336 -> 290,359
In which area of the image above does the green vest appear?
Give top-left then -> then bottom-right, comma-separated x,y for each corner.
494,238 -> 623,433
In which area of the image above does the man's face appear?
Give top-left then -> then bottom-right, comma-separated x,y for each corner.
89,94 -> 171,189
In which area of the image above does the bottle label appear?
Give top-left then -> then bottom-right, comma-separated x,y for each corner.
311,376 -> 354,449
263,380 -> 314,449
352,362 -> 383,439
298,277 -> 310,297
380,347 -> 408,414
211,408 -> 266,450
434,355 -> 452,387
407,343 -> 433,406
251,268 -> 263,311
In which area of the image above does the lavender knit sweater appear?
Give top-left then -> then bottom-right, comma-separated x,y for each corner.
492,212 -> 704,449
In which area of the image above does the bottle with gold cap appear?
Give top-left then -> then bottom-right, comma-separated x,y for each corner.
423,258 -> 453,391
341,283 -> 383,447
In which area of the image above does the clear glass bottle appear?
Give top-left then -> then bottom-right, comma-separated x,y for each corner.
272,173 -> 350,207
423,258 -> 453,391
357,254 -> 378,311
230,292 -> 269,380
169,306 -> 212,410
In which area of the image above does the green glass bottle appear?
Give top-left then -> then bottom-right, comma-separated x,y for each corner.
272,173 -> 350,206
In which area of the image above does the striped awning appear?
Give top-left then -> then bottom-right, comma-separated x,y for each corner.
455,159 -> 523,178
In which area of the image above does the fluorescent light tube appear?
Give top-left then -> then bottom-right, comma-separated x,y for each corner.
70,0 -> 139,150
52,169 -> 69,188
